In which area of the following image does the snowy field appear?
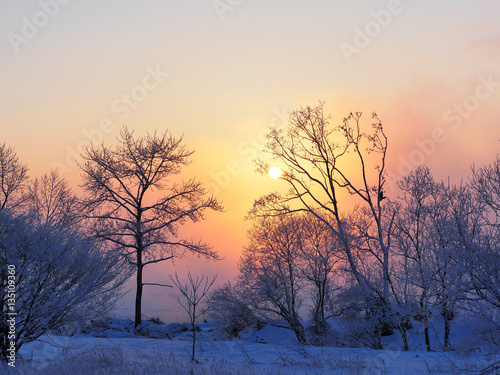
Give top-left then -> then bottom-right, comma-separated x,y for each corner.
3,319 -> 499,374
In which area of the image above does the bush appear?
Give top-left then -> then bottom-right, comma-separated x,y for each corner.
0,211 -> 128,361
206,283 -> 259,339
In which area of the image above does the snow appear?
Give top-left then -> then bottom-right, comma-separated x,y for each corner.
4,318 -> 498,374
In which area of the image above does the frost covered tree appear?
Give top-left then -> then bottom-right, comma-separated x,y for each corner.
239,213 -> 307,343
0,210 -> 127,363
394,166 -> 438,351
297,212 -> 341,340
79,126 -> 223,329
471,156 -> 500,311
223,211 -> 342,344
206,282 -> 258,339
0,163 -> 127,362
0,143 -> 29,212
396,166 -> 485,350
427,183 -> 480,349
26,169 -> 80,229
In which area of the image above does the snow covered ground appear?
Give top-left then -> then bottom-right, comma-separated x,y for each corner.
3,319 -> 499,374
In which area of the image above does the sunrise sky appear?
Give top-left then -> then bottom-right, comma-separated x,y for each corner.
1,0 -> 499,321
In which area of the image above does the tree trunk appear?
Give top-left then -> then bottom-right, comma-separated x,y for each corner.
318,278 -> 326,323
374,331 -> 383,350
135,262 -> 143,329
400,325 -> 409,351
191,305 -> 196,361
135,221 -> 144,330
443,313 -> 452,349
441,305 -> 454,350
420,301 -> 432,352
424,321 -> 431,352
290,318 -> 306,344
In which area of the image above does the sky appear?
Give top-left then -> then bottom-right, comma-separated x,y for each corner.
1,0 -> 499,321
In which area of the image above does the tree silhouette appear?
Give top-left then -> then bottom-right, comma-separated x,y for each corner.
80,126 -> 223,329
253,103 -> 400,348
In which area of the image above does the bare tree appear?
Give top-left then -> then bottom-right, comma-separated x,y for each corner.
26,169 -> 80,229
395,167 -> 483,350
0,143 -> 29,212
170,272 -> 217,361
394,166 -> 438,351
79,126 -> 223,329
472,155 -> 500,226
253,104 -> 398,348
425,183 -> 473,350
471,156 -> 500,310
239,213 -> 307,344
297,212 -> 341,339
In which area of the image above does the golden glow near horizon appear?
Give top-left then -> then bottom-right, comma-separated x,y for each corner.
269,166 -> 282,179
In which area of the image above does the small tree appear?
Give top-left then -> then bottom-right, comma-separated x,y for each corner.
80,126 -> 223,329
239,213 -> 307,344
206,282 -> 257,339
394,166 -> 438,351
170,272 -> 217,361
297,212 -> 341,342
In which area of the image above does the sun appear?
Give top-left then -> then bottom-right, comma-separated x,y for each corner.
268,166 -> 282,179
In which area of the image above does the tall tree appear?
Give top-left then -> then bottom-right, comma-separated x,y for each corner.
425,182 -> 479,349
471,156 -> 500,311
394,166 -> 437,351
79,126 -> 223,329
253,103 -> 399,348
